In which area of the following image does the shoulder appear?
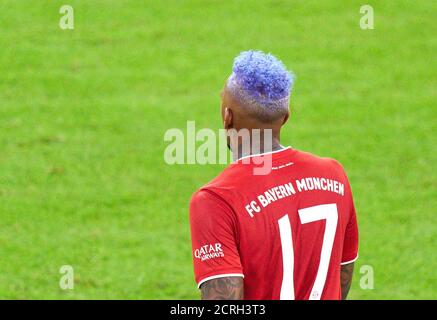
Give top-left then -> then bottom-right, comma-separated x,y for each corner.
193,162 -> 249,195
189,188 -> 237,230
189,164 -> 246,218
189,188 -> 234,217
190,189 -> 221,208
294,149 -> 347,174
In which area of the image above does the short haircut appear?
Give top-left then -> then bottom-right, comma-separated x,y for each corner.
226,50 -> 295,122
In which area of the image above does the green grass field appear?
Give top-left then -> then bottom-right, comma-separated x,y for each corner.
0,0 -> 436,299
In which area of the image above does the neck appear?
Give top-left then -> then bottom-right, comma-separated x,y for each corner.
232,137 -> 284,161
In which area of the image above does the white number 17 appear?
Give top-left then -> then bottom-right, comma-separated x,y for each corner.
277,203 -> 338,300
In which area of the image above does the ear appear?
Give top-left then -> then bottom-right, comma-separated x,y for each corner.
223,107 -> 233,130
282,110 -> 290,125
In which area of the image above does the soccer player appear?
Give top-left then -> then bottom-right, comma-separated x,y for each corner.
189,51 -> 358,300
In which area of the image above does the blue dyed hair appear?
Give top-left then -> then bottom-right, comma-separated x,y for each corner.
226,50 -> 294,121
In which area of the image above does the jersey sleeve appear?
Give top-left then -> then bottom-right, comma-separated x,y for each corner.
341,176 -> 359,265
189,189 -> 244,288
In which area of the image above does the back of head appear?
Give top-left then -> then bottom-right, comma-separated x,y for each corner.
226,50 -> 295,123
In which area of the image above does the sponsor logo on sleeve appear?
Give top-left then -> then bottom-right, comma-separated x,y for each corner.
194,243 -> 224,261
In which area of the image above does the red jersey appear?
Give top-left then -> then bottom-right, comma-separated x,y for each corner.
189,147 -> 358,300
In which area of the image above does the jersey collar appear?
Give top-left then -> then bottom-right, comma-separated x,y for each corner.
235,146 -> 292,162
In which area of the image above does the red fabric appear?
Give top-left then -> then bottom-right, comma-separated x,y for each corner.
190,147 -> 358,300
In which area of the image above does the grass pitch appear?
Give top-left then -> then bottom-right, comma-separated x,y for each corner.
0,0 -> 436,299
